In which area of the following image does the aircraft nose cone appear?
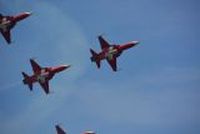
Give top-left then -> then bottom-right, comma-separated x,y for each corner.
83,131 -> 96,134
132,40 -> 139,45
24,12 -> 32,17
62,65 -> 71,70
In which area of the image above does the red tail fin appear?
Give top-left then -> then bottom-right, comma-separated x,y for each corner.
90,49 -> 101,68
22,72 -> 33,91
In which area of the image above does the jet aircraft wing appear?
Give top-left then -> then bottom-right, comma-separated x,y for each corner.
98,36 -> 110,49
1,30 -> 11,44
107,57 -> 117,71
30,59 -> 42,74
56,125 -> 66,134
39,81 -> 49,94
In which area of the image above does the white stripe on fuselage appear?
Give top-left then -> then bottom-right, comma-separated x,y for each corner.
36,75 -> 46,83
0,18 -> 11,32
36,70 -> 49,83
105,47 -> 117,60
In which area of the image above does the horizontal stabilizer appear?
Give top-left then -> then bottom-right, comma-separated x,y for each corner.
22,72 -> 33,91
90,49 -> 101,68
90,49 -> 98,62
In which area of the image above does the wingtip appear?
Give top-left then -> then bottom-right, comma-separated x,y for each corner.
5,38 -> 11,44
30,58 -> 36,62
45,90 -> 50,95
30,58 -> 34,62
113,69 -> 117,72
98,35 -> 102,38
98,34 -> 103,39
98,33 -> 106,38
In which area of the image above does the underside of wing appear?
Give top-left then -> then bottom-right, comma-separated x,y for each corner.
39,81 -> 49,94
56,125 -> 66,134
1,30 -> 11,44
107,57 -> 117,72
98,35 -> 110,49
30,59 -> 41,73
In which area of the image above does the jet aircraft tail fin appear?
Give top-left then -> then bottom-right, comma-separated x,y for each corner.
90,49 -> 98,61
90,49 -> 101,68
22,72 -> 33,91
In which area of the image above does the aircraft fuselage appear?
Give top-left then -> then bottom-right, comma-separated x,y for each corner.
23,65 -> 69,85
95,41 -> 138,61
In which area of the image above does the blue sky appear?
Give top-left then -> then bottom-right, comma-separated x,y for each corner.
0,0 -> 199,134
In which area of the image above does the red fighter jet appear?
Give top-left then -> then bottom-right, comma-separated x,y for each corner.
55,125 -> 96,134
90,36 -> 139,71
0,12 -> 31,44
22,59 -> 71,94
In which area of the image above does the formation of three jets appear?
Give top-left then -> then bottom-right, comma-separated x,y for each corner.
1,12 -> 140,94
1,12 -> 140,133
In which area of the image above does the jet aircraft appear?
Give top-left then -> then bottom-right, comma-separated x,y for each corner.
90,36 -> 139,71
0,12 -> 31,44
55,125 -> 96,134
22,59 -> 70,94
